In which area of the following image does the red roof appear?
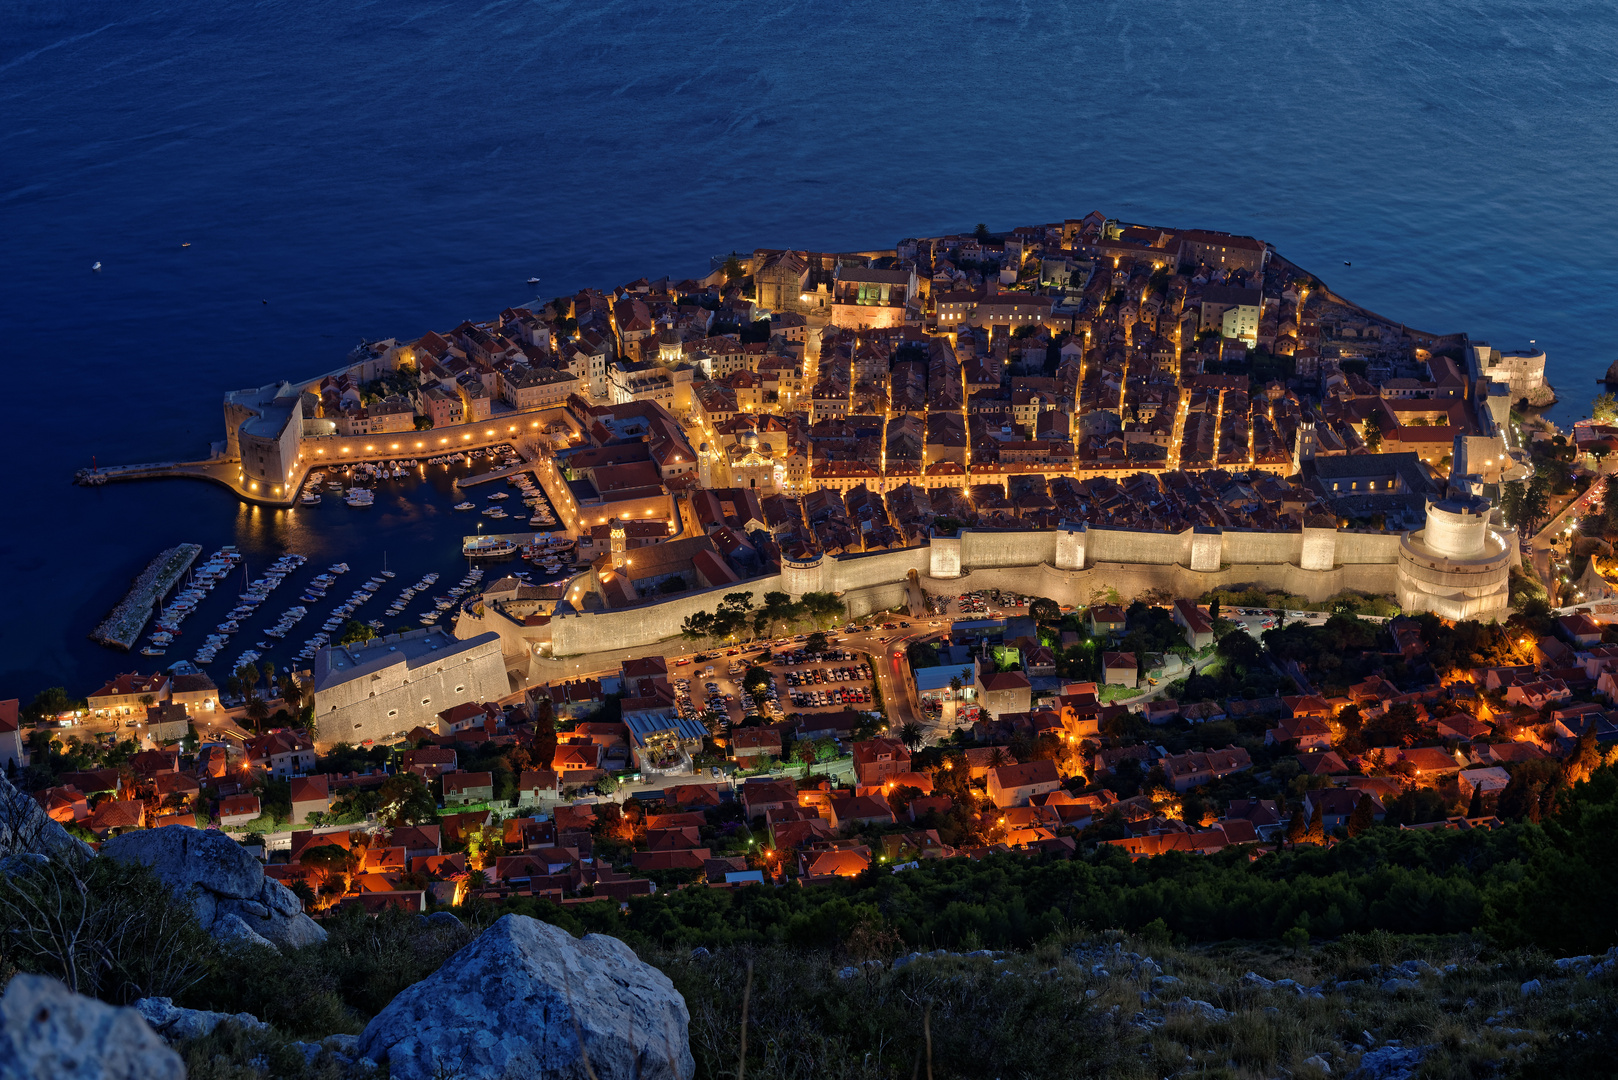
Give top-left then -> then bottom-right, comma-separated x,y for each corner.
289,775 -> 329,804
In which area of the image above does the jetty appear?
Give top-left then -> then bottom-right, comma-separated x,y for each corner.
454,462 -> 536,488
90,544 -> 202,651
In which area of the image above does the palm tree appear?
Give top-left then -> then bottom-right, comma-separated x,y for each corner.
237,662 -> 260,701
899,722 -> 923,753
244,695 -> 269,734
948,675 -> 963,701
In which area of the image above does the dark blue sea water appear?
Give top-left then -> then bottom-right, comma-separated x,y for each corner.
4,0 -> 1617,700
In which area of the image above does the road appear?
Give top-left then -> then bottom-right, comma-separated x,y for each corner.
1529,474 -> 1604,601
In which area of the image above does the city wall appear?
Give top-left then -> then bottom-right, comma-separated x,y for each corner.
458,519 -> 1424,664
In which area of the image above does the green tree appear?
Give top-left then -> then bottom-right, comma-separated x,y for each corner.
681,610 -> 715,645
338,620 -> 377,646
237,662 -> 260,700
1346,792 -> 1378,836
23,687 -> 72,724
1028,597 -> 1060,623
1362,412 -> 1383,452
1593,392 -> 1618,423
805,632 -> 828,654
898,722 -> 923,753
974,223 -> 990,242
378,771 -> 437,826
723,254 -> 744,282
1306,802 -> 1325,844
1501,480 -> 1525,528
1285,807 -> 1308,846
243,696 -> 269,734
1207,597 -> 1220,622
1521,475 -> 1549,534
800,592 -> 846,630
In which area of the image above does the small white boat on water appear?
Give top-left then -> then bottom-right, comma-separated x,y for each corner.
454,502 -> 475,511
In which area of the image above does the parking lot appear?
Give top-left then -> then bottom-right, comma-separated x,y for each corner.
925,587 -> 1032,618
670,636 -> 879,734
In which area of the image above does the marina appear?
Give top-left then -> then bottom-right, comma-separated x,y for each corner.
72,444 -> 578,686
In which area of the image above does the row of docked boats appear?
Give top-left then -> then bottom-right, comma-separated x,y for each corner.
191,553 -> 308,667
141,546 -> 245,655
417,569 -> 485,627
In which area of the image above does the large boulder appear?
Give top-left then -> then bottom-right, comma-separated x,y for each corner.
101,826 -> 326,950
358,914 -> 693,1080
0,974 -> 184,1079
0,773 -> 93,863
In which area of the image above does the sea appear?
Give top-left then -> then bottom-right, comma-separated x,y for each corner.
3,0 -> 1616,702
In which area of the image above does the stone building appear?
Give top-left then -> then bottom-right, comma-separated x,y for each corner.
310,629 -> 507,745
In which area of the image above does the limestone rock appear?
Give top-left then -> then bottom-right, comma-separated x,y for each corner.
102,825 -> 260,900
358,914 -> 693,1080
0,974 -> 184,1080
133,997 -> 268,1042
1169,997 -> 1231,1022
213,913 -> 275,950
1304,1052 -> 1332,1074
101,826 -> 326,950
0,774 -> 94,864
1350,1045 -> 1429,1080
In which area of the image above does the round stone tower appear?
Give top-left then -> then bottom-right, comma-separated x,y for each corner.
1396,497 -> 1515,621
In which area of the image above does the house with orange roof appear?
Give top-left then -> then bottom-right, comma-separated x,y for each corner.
798,846 -> 871,881
442,771 -> 494,806
88,799 -> 145,837
986,759 -> 1061,808
289,774 -> 331,824
218,794 -> 262,827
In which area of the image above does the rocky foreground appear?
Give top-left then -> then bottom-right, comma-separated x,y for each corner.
0,814 -> 1611,1079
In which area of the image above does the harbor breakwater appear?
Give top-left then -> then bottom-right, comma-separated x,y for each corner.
89,544 -> 201,651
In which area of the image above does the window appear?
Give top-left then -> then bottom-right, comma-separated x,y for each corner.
387,709 -> 398,718
455,685 -> 465,694
421,698 -> 431,706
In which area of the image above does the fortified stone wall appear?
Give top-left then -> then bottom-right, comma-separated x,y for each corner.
959,529 -> 1059,569
825,546 -> 930,593
548,574 -> 786,657
476,519 -> 1444,663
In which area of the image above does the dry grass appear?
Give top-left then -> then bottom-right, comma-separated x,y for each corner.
651,932 -> 1617,1080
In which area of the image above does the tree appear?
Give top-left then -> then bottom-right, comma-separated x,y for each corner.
278,676 -> 303,714
1362,412 -> 1383,452
723,254 -> 744,282
243,696 -> 269,734
1521,475 -> 1549,534
1346,793 -> 1378,836
898,722 -> 923,753
1028,597 -> 1060,623
1207,597 -> 1220,622
137,694 -> 155,711
948,674 -> 964,701
24,687 -> 72,724
1285,807 -> 1308,845
974,223 -> 990,242
1593,392 -> 1618,424
805,632 -> 828,655
1501,480 -> 1525,528
237,663 -> 260,700
800,592 -> 846,630
378,771 -> 437,826
759,591 -> 803,638
338,620 -> 377,646
681,610 -> 715,645
1306,802 -> 1325,844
